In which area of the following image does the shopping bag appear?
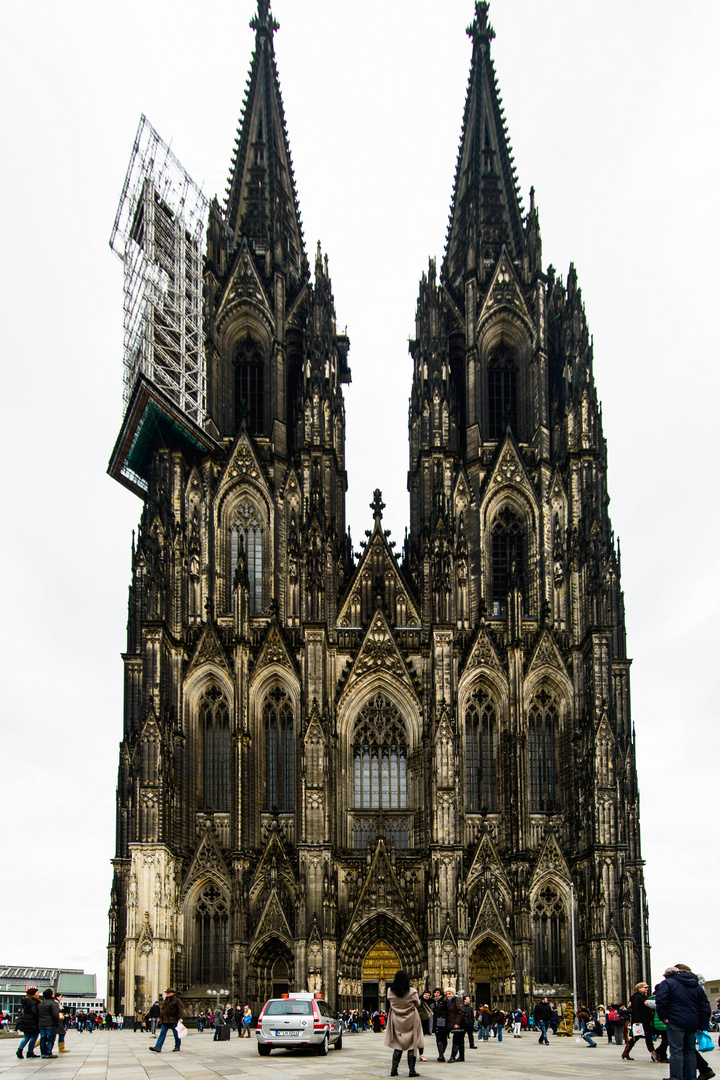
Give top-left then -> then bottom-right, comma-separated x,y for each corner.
632,1023 -> 644,1037
176,1021 -> 188,1039
697,1031 -> 714,1053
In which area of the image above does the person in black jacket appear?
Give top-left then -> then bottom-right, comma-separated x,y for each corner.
432,987 -> 449,1061
149,989 -> 184,1054
656,964 -> 711,1080
533,998 -> 552,1045
622,982 -> 657,1061
16,987 -> 41,1059
38,989 -> 61,1059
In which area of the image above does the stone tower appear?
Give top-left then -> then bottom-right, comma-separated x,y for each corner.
108,1 -> 648,1017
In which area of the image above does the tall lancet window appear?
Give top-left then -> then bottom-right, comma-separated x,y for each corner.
264,686 -> 294,812
199,685 -> 230,812
491,505 -> 527,616
528,690 -> 558,812
465,688 -> 496,812
488,345 -> 518,439
194,882 -> 229,984
532,883 -> 566,984
230,500 -> 263,613
234,340 -> 264,435
353,694 -> 407,809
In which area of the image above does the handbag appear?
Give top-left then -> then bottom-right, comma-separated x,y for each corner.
176,1021 -> 188,1038
697,1031 -> 714,1053
632,1023 -> 644,1036
418,1000 -> 433,1022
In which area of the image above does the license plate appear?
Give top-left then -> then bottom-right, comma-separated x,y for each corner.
274,1030 -> 300,1037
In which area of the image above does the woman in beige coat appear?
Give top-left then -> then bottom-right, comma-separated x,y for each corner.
384,970 -> 422,1077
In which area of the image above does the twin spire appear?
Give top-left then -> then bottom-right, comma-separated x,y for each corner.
225,1 -> 526,301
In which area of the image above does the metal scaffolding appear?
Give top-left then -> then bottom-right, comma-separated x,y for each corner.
110,115 -> 209,426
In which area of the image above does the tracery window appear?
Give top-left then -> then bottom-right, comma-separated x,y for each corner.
353,693 -> 407,809
234,340 -> 264,435
199,685 -> 230,812
528,690 -> 558,812
194,882 -> 229,984
264,686 -> 294,811
465,688 -> 496,812
230,500 -> 263,613
532,883 -> 566,983
491,505 -> 526,616
488,345 -> 518,439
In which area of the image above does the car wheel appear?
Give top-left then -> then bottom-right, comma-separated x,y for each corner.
258,1044 -> 271,1056
317,1032 -> 329,1056
335,1033 -> 343,1050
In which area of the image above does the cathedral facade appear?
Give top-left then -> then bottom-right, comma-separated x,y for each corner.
107,1 -> 649,1017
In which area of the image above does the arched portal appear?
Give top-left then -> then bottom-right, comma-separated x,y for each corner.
338,912 -> 424,1011
469,936 -> 514,1009
247,936 -> 295,1009
361,940 -> 401,1014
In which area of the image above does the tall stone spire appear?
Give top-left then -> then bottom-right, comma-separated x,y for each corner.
224,0 -> 305,288
443,1 -> 525,300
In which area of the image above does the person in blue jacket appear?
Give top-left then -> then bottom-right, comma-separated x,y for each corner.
655,964 -> 711,1080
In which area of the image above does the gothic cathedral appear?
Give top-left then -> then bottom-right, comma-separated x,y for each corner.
107,1 -> 649,1016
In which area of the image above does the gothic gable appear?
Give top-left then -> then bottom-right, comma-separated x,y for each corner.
250,825 -> 297,904
338,528 -> 420,629
531,831 -> 572,888
339,609 -> 419,706
470,889 -> 509,945
250,888 -> 294,949
251,621 -> 298,679
527,629 -> 569,679
216,240 -> 272,330
215,427 -> 271,503
483,432 -> 536,503
478,247 -> 534,337
460,625 -> 504,679
182,826 -> 230,893
186,621 -> 230,678
466,832 -> 512,895
343,840 -> 415,937
595,712 -> 616,746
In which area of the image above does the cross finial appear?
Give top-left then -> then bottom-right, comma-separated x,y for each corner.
467,1 -> 495,44
371,489 -> 385,524
250,0 -> 279,37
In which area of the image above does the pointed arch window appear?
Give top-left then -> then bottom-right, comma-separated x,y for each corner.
199,685 -> 230,812
230,500 -> 263,613
488,345 -> 518,439
352,693 -> 407,810
234,340 -> 264,435
194,882 -> 229,984
528,691 -> 558,812
491,505 -> 526,616
465,688 -> 496,812
264,686 -> 294,812
532,883 -> 566,983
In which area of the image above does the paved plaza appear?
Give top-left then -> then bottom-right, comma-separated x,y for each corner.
0,1028 -> 681,1080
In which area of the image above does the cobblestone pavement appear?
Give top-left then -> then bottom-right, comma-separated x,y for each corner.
0,1028 -> 676,1080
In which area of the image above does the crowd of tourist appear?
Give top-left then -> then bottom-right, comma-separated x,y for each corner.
10,961 -> 720,1075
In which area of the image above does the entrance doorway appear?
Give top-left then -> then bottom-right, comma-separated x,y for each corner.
469,937 -> 512,1009
362,940 -> 400,1011
362,981 -> 379,1014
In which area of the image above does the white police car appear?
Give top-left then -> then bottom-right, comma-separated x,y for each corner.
256,992 -> 343,1055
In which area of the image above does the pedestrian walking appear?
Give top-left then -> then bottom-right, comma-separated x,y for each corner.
149,989 -> 184,1054
16,987 -> 41,1059
534,997 -> 552,1044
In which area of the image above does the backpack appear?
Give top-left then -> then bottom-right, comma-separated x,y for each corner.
608,1009 -> 620,1022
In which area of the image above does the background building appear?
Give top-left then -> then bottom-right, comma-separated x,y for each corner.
0,965 -> 100,1020
108,0 -> 649,1016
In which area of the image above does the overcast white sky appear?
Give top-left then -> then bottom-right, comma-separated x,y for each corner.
1,0 -> 718,1000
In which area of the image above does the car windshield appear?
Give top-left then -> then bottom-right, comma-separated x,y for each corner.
264,1000 -> 312,1016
